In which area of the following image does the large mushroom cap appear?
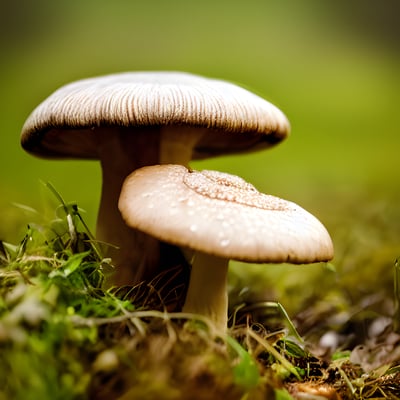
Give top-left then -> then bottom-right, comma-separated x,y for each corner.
118,164 -> 334,264
21,71 -> 290,160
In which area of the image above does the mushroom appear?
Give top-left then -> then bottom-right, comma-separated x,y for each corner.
20,71 -> 290,285
118,164 -> 334,331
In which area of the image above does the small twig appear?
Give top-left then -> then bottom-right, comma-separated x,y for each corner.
337,365 -> 357,396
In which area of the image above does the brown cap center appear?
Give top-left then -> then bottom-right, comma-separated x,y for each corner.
183,169 -> 292,211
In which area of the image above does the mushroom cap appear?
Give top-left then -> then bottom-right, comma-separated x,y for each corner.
118,164 -> 334,264
21,71 -> 290,160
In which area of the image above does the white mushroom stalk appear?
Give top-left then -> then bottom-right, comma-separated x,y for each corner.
20,71 -> 290,286
118,164 -> 334,331
182,253 -> 229,331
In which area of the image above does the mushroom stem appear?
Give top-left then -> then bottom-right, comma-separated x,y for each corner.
97,127 -> 162,285
159,125 -> 205,165
182,252 -> 229,332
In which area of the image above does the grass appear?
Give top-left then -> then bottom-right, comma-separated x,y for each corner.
1,187 -> 400,400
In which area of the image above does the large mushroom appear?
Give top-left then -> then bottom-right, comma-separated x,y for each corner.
20,71 -> 290,285
118,164 -> 334,331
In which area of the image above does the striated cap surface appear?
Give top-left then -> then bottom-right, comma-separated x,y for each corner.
21,71 -> 290,159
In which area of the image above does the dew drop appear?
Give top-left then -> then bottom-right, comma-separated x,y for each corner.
190,224 -> 198,232
222,220 -> 230,228
220,238 -> 230,247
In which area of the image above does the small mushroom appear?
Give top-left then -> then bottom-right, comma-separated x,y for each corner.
21,71 -> 290,285
118,164 -> 334,331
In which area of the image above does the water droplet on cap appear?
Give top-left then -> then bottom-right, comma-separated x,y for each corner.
220,238 -> 230,247
190,224 -> 198,232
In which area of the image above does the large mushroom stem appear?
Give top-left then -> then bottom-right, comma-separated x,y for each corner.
159,125 -> 205,164
96,125 -> 205,286
97,127 -> 161,285
182,252 -> 229,332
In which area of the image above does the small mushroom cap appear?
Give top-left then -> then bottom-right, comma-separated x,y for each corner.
21,71 -> 290,159
118,165 -> 334,264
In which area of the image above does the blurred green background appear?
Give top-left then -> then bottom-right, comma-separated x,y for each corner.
1,0 -> 399,271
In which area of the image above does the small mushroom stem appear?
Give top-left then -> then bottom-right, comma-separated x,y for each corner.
182,252 -> 229,332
